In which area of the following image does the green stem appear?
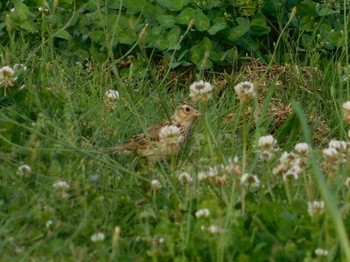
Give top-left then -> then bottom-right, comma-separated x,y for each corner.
242,104 -> 248,173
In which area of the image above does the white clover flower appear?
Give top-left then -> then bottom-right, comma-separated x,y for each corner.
91,232 -> 105,242
13,64 -> 27,71
329,139 -> 347,152
38,7 -> 49,12
240,173 -> 260,189
0,66 -> 17,88
17,164 -> 31,177
234,81 -> 256,103
295,143 -> 309,156
198,171 -> 208,181
343,101 -> 350,124
189,80 -> 213,102
315,248 -> 329,257
159,125 -> 182,145
258,135 -> 277,148
225,156 -> 242,175
207,166 -> 218,177
105,89 -> 120,100
53,180 -> 70,190
307,200 -> 325,217
323,147 -> 338,158
178,172 -> 193,184
201,225 -> 221,234
258,135 -> 278,161
195,208 -> 210,218
46,220 -> 54,229
283,165 -> 301,182
345,177 -> 350,188
151,179 -> 161,190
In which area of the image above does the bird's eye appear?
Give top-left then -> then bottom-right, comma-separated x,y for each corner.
185,106 -> 191,112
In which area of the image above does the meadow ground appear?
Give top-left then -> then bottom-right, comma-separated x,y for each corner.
2,41 -> 350,261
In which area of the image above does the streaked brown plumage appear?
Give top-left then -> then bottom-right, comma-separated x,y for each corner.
111,104 -> 201,162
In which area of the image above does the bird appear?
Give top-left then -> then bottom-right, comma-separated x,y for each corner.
109,104 -> 201,164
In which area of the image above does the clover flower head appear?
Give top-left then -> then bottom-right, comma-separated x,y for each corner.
240,173 -> 260,189
53,180 -> 70,190
105,89 -> 120,100
178,172 -> 193,184
17,164 -> 32,177
151,179 -> 161,190
234,81 -> 256,103
91,232 -> 105,242
0,65 -> 17,88
343,101 -> 350,124
315,248 -> 329,257
307,200 -> 325,217
189,80 -> 213,102
258,135 -> 278,161
195,208 -> 210,218
294,143 -> 309,156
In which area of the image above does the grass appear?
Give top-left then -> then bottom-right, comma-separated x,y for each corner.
1,27 -> 350,261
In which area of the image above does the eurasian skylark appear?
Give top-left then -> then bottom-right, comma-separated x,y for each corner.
110,104 -> 201,163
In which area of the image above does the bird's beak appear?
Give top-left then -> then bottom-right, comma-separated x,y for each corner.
195,110 -> 202,117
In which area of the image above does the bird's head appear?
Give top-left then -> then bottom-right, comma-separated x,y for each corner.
173,104 -> 201,126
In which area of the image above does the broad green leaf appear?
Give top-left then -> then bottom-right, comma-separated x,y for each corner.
176,8 -> 196,25
251,15 -> 271,35
297,0 -> 317,16
202,37 -> 212,51
317,7 -> 339,16
155,0 -> 172,10
300,15 -> 314,31
118,31 -> 137,44
14,3 -> 29,21
125,0 -> 146,14
19,21 -> 35,33
197,53 -> 213,70
54,30 -> 72,41
89,30 -> 105,43
208,17 -> 227,35
236,17 -> 250,26
194,11 -> 210,31
228,23 -> 250,41
155,38 -> 169,50
190,45 -> 202,64
167,27 -> 181,50
157,15 -> 176,28
172,0 -> 189,10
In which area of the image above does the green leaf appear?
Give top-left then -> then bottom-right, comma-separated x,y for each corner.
155,0 -> 172,10
208,17 -> 227,35
236,17 -> 250,26
125,0 -> 146,14
19,21 -> 35,33
251,15 -> 271,35
54,30 -> 72,41
190,45 -> 202,64
172,0 -> 190,10
228,23 -> 250,41
197,52 -> 213,70
194,11 -> 210,31
167,27 -> 181,50
118,31 -> 137,45
157,15 -> 176,28
300,15 -> 314,31
176,8 -> 196,25
89,30 -> 105,43
14,3 -> 29,21
202,37 -> 212,51
317,7 -> 339,16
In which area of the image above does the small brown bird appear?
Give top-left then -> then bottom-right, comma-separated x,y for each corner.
111,104 -> 201,163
